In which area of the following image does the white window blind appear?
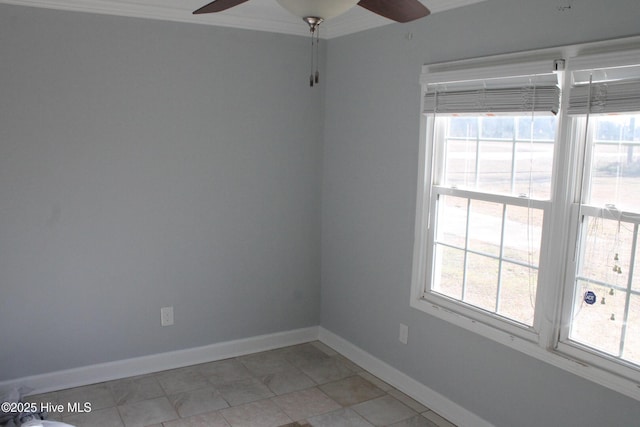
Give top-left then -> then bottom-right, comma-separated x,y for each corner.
568,60 -> 640,115
423,73 -> 560,115
413,39 -> 640,402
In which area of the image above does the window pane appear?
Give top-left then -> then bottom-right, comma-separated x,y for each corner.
481,117 -> 514,139
571,215 -> 639,365
464,253 -> 499,313
503,205 -> 543,265
587,114 -> 640,212
623,295 -> 640,365
433,244 -> 465,300
578,216 -> 632,289
431,193 -> 542,326
513,142 -> 555,199
444,118 -> 478,189
498,262 -> 537,326
468,200 -> 503,257
436,195 -> 468,248
477,140 -> 513,194
442,116 -> 556,198
570,281 -> 625,357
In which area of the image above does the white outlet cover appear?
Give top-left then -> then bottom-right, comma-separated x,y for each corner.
161,306 -> 174,326
399,323 -> 409,344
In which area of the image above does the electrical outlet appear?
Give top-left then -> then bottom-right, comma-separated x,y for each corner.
161,306 -> 174,326
399,323 -> 408,344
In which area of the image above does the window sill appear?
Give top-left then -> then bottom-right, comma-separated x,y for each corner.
410,295 -> 640,401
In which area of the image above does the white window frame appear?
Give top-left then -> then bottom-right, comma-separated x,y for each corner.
410,36 -> 640,401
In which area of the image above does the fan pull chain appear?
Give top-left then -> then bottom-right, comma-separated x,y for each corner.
309,25 -> 320,86
303,17 -> 323,87
310,30 -> 315,87
315,26 -> 320,84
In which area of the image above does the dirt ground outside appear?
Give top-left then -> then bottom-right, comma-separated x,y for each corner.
433,140 -> 640,366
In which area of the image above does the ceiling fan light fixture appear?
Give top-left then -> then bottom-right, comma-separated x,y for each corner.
275,0 -> 360,20
193,0 -> 431,86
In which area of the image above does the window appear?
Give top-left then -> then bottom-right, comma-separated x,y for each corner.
558,57 -> 640,379
411,42 -> 640,400
431,115 -> 553,330
414,61 -> 561,340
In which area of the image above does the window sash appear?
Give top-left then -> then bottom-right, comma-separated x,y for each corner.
423,110 -> 552,335
413,40 -> 640,400
558,111 -> 640,375
558,208 -> 640,383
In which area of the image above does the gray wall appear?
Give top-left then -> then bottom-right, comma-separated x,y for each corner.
3,0 -> 640,425
320,0 -> 640,426
0,5 -> 322,380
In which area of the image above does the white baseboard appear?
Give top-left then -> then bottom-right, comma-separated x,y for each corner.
1,326 -> 320,395
318,327 -> 495,427
4,324 -> 492,427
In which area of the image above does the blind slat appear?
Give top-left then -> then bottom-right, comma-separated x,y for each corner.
567,79 -> 640,115
423,85 -> 560,115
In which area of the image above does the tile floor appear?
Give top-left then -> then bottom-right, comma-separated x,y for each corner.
25,341 -> 457,427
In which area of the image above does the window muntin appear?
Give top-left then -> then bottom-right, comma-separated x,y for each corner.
570,211 -> 640,366
565,112 -> 640,369
586,115 -> 640,212
414,46 -> 640,398
431,190 -> 543,326
442,116 -> 556,199
428,113 -> 555,328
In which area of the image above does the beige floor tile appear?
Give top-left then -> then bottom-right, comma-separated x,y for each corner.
309,341 -> 338,357
239,351 -> 295,376
305,408 -> 374,427
319,375 -> 385,406
216,378 -> 275,406
57,383 -> 116,415
154,369 -> 211,395
196,359 -> 253,385
24,391 -> 60,406
118,396 -> 178,427
168,386 -> 228,417
297,356 -> 357,384
27,343 -> 457,427
108,375 -> 165,406
271,387 -> 341,421
352,395 -> 417,426
278,343 -> 332,367
261,368 -> 316,395
62,406 -> 123,427
162,410 -> 230,427
357,372 -> 393,392
220,399 -> 292,427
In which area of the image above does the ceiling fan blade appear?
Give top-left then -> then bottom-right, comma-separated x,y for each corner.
193,0 -> 250,14
357,0 -> 430,22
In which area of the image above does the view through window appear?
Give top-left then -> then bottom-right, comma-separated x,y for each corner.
412,46 -> 640,395
570,114 -> 640,367
432,115 -> 554,327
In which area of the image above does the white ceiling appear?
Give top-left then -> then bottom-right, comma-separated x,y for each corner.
1,0 -> 485,38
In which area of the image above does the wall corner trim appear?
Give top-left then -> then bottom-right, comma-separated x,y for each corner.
318,327 -> 496,427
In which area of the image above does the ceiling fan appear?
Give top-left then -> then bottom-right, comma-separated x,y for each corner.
193,0 -> 430,86
193,0 -> 430,24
